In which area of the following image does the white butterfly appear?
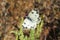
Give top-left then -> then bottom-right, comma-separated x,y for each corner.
22,9 -> 41,29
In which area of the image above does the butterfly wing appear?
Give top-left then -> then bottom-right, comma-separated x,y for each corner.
22,18 -> 37,29
22,9 -> 41,29
28,10 -> 39,22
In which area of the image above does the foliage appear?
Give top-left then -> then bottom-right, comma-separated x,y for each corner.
10,17 -> 44,40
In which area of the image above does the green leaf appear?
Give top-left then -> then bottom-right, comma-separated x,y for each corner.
30,29 -> 35,40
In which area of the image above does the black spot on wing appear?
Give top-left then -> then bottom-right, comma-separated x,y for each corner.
22,25 -> 27,29
31,26 -> 34,29
27,17 -> 32,21
36,11 -> 39,14
24,22 -> 26,24
31,12 -> 34,14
